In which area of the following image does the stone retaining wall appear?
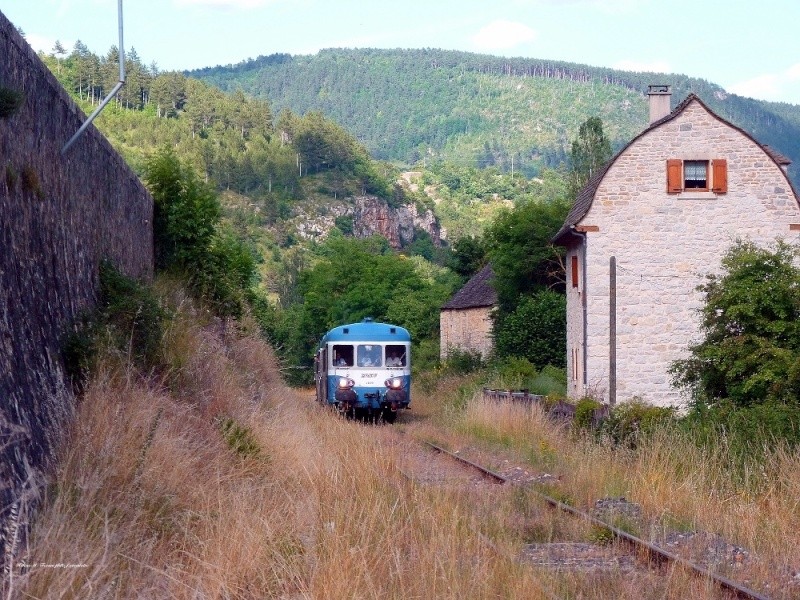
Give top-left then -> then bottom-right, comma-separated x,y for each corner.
0,10 -> 153,567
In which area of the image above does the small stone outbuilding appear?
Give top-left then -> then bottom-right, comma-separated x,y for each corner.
440,264 -> 497,359
553,86 -> 800,407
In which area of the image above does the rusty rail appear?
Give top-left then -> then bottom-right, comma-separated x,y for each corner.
425,440 -> 771,600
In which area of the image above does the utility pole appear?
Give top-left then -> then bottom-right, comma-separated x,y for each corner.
609,256 -> 617,406
62,0 -> 126,154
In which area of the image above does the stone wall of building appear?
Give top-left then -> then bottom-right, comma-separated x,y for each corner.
568,99 -> 800,406
0,10 -> 153,563
440,307 -> 494,359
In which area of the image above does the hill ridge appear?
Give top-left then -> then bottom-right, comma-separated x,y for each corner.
189,47 -> 800,188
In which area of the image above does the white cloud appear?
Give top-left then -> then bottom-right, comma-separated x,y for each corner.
25,33 -> 58,54
471,20 -> 536,51
174,0 -> 269,8
728,64 -> 800,104
787,63 -> 800,80
613,59 -> 671,74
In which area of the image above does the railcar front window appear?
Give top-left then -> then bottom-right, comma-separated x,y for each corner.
385,344 -> 407,367
357,344 -> 382,367
332,345 -> 353,367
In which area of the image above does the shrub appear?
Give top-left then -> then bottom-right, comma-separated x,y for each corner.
599,398 -> 676,447
442,347 -> 484,375
97,260 -> 166,369
219,417 -> 261,458
61,261 -> 166,389
487,358 -> 567,396
492,290 -> 566,370
491,356 -> 537,387
682,399 -> 800,452
671,240 -> 800,409
412,338 -> 441,376
334,215 -> 353,236
574,397 -> 603,429
61,312 -> 97,392
144,147 -> 255,318
145,147 -> 219,273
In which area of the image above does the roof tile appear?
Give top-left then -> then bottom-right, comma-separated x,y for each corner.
441,264 -> 497,310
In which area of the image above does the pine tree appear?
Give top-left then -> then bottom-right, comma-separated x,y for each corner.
568,116 -> 612,199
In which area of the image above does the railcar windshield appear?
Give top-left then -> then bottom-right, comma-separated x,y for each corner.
331,344 -> 354,367
357,344 -> 382,367
385,344 -> 406,367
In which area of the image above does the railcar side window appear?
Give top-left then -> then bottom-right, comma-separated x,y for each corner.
357,344 -> 382,367
385,345 -> 406,367
332,345 -> 353,367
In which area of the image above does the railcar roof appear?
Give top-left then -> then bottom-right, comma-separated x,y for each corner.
320,321 -> 411,345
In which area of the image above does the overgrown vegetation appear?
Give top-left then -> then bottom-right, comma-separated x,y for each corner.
672,239 -> 800,448
144,146 -> 257,318
61,260 -> 166,391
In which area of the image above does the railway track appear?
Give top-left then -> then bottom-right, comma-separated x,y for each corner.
424,441 -> 772,600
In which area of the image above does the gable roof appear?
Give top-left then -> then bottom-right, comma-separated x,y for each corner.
441,263 -> 497,310
553,93 -> 799,246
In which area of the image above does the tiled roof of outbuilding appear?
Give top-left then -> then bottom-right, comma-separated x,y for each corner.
552,93 -> 799,246
441,264 -> 497,310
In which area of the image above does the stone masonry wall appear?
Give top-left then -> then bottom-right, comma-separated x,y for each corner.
0,10 -> 153,563
440,307 -> 494,359
569,99 -> 800,407
565,245 -> 586,397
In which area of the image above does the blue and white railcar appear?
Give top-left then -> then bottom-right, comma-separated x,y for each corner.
314,319 -> 411,422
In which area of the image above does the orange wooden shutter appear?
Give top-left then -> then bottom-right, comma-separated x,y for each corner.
571,255 -> 579,288
666,159 -> 682,193
712,159 -> 727,193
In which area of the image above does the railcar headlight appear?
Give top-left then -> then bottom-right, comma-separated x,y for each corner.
384,377 -> 403,390
338,377 -> 354,389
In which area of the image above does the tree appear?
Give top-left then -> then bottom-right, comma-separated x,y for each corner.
52,40 -> 67,74
446,235 -> 486,279
144,146 -> 220,272
671,240 -> 800,408
150,71 -> 187,117
484,196 -> 569,310
143,147 -> 255,317
568,116 -> 613,199
492,290 -> 566,369
275,236 -> 457,380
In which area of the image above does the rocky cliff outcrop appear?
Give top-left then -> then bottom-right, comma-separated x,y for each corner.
353,196 -> 442,248
292,195 -> 442,248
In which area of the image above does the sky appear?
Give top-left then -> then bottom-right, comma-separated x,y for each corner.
3,0 -> 800,105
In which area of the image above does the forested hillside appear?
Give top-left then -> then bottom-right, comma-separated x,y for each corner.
190,48 -> 800,186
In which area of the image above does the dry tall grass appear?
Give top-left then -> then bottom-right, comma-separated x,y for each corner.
445,393 -> 800,597
9,284 -> 800,598
7,290 -> 554,599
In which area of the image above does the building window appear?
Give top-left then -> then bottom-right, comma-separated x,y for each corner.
667,159 -> 727,194
571,255 -> 579,288
684,160 -> 708,189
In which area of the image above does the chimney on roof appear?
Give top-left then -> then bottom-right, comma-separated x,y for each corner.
647,85 -> 671,124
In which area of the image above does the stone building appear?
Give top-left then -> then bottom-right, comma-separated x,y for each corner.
440,264 -> 497,359
554,86 -> 800,407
